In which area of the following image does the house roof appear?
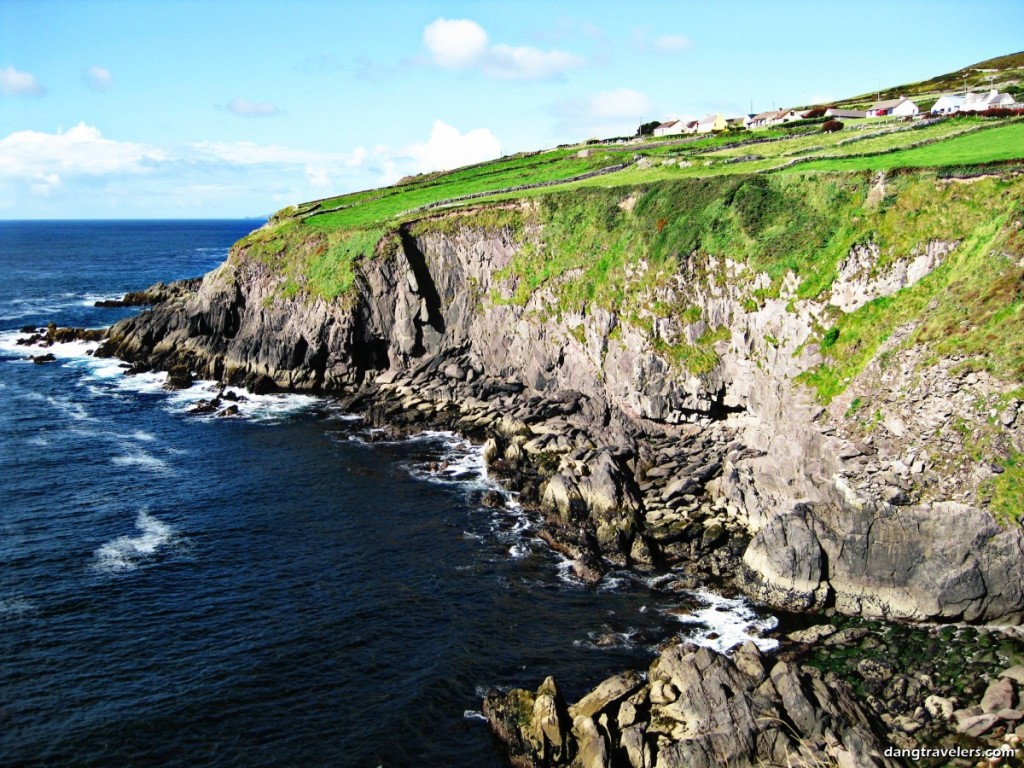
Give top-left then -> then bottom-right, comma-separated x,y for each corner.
825,108 -> 867,118
751,109 -> 785,122
864,96 -> 913,111
698,113 -> 723,124
655,120 -> 681,129
964,90 -> 1011,106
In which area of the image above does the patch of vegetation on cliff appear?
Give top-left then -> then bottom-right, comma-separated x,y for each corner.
982,449 -> 1024,524
406,204 -> 527,239
801,174 -> 1024,402
492,174 -> 863,314
237,221 -> 386,301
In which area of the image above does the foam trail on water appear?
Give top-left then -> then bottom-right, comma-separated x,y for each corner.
112,451 -> 170,472
46,396 -> 91,421
93,511 -> 179,574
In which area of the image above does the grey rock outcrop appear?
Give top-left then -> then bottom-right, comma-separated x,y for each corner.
485,642 -> 901,768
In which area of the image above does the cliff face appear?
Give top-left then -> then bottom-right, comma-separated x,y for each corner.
101,172 -> 1024,623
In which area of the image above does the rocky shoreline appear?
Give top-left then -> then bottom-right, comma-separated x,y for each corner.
36,199 -> 1024,766
14,316 -> 1023,766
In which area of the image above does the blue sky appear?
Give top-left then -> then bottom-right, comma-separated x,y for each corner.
1,0 -> 1021,218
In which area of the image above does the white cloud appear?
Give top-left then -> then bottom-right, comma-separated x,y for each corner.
586,89 -> 653,119
85,66 -> 113,90
423,18 -> 583,80
484,45 -> 584,81
552,89 -> 655,139
304,165 -> 332,189
30,173 -> 61,196
653,34 -> 691,53
399,120 -> 501,176
423,18 -> 490,69
0,65 -> 43,96
227,98 -> 282,117
0,123 -> 164,179
0,121 -> 501,216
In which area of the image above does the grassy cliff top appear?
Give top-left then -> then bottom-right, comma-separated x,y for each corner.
262,116 -> 1023,236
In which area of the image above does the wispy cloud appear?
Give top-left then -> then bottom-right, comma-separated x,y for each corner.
84,65 -> 113,91
423,18 -> 584,81
653,34 -> 692,53
552,88 -> 655,139
631,27 -> 693,55
226,98 -> 282,118
0,65 -> 44,96
188,140 -> 363,167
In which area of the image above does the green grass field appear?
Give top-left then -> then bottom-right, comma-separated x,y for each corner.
794,122 -> 1024,172
260,116 -> 1023,231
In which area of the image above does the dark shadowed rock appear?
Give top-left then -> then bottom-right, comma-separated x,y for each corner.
163,364 -> 193,390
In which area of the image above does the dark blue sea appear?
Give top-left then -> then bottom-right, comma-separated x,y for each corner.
0,220 -> 778,767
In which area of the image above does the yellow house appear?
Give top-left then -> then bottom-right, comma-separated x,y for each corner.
696,113 -> 727,133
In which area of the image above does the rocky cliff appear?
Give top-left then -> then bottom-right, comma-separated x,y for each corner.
100,171 -> 1024,628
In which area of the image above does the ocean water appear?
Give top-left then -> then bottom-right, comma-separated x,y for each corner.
0,221 -> 778,767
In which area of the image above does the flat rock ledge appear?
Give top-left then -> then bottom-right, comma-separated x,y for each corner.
484,641 -> 900,768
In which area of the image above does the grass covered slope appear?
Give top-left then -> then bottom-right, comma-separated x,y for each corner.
236,114 -> 1023,305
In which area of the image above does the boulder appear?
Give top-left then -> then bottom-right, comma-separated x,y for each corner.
569,671 -> 643,721
163,364 -> 193,390
957,713 -> 1000,737
981,677 -> 1016,713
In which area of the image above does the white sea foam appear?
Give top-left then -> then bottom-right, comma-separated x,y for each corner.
462,710 -> 487,722
508,542 -> 529,559
0,331 -> 102,361
665,590 -> 779,653
46,395 -> 92,421
573,629 -> 639,650
554,552 -> 580,585
1,327 -> 320,423
129,431 -> 156,442
93,511 -> 179,574
112,451 -> 170,472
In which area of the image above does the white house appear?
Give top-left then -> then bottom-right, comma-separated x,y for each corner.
930,94 -> 965,114
866,96 -> 919,117
960,90 -> 1016,112
748,110 -> 778,129
653,120 -> 683,137
747,108 -> 802,129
